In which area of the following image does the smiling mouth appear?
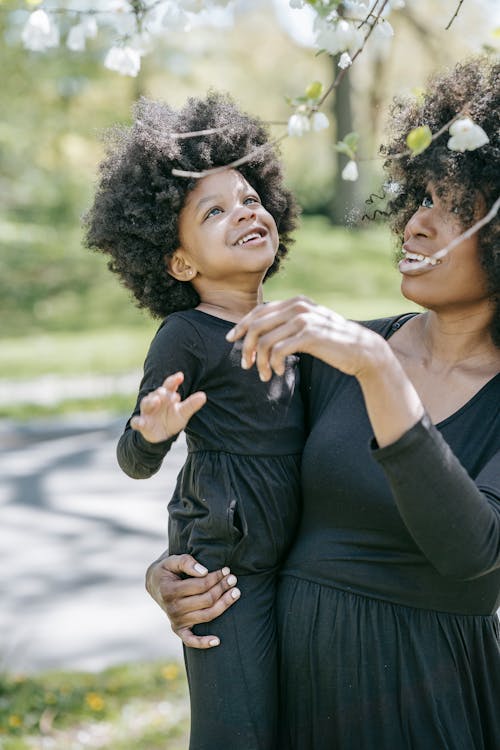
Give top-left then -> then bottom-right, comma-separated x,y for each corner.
401,250 -> 441,267
235,230 -> 265,246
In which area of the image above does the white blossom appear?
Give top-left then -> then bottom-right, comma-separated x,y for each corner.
343,2 -> 370,21
338,52 -> 352,69
315,18 -> 364,56
22,10 -> 59,52
104,45 -> 142,76
311,112 -> 329,132
288,113 -> 311,137
447,117 -> 489,152
67,18 -> 97,51
341,160 -> 358,181
373,19 -> 394,40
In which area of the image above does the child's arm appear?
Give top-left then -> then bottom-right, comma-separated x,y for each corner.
117,314 -> 207,479
131,371 -> 206,444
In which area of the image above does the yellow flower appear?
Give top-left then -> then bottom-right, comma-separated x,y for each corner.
161,664 -> 180,681
8,715 -> 22,728
85,692 -> 105,711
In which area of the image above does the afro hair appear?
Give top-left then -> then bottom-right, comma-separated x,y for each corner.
84,91 -> 299,318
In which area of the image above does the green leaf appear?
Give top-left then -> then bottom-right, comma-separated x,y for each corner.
406,125 -> 432,156
334,141 -> 354,159
305,81 -> 323,100
343,131 -> 359,153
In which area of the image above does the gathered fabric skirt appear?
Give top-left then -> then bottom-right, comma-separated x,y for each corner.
277,576 -> 500,750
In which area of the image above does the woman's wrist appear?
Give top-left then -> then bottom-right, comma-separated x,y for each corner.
356,337 -> 424,448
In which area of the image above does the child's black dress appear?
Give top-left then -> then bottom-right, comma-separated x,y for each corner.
118,309 -> 304,750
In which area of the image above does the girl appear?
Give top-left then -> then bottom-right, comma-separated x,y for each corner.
84,92 -> 304,749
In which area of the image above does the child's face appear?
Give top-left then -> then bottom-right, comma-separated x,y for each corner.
169,169 -> 279,289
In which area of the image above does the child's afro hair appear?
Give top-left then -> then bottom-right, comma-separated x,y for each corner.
84,91 -> 299,318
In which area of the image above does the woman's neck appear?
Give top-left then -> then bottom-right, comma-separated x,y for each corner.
418,308 -> 499,370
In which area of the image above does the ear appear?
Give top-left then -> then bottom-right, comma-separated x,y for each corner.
166,251 -> 196,282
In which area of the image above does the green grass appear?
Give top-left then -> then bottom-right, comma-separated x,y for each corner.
1,218 -> 418,419
0,661 -> 189,750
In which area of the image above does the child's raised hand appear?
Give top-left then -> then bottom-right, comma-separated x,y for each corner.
130,372 -> 206,444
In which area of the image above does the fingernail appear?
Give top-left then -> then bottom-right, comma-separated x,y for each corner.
226,329 -> 236,341
227,574 -> 237,586
221,566 -> 230,576
194,563 -> 208,574
231,588 -> 241,599
241,358 -> 249,369
209,638 -> 220,647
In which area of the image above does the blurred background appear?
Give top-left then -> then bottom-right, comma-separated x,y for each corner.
1,0 -> 498,747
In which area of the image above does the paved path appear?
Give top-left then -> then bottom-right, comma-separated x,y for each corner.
0,414 -> 185,674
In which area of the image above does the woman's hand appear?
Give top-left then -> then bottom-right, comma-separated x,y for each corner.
226,296 -> 383,381
145,553 -> 241,649
227,296 -> 424,447
131,371 -> 207,443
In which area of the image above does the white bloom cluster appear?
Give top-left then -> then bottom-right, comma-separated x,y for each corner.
288,111 -> 329,137
22,9 -> 59,51
20,0 -> 235,76
104,46 -> 142,77
67,18 -> 98,52
447,117 -> 489,152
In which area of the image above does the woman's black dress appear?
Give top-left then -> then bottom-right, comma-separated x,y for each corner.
278,314 -> 500,749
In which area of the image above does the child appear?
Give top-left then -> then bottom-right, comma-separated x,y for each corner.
84,92 -> 304,749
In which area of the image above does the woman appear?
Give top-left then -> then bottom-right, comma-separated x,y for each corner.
147,58 -> 500,748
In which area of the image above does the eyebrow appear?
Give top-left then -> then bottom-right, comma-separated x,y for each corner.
194,194 -> 221,212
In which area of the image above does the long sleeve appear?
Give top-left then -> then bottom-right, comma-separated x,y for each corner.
117,314 -> 205,479
373,413 -> 500,580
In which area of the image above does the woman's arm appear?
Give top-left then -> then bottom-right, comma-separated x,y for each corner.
145,552 -> 241,648
374,419 -> 500,579
227,297 -> 424,447
227,297 -> 500,579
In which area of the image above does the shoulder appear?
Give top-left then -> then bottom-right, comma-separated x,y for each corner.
359,312 -> 420,339
147,310 -> 207,360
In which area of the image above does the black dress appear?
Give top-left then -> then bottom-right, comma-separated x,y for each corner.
278,314 -> 500,749
118,309 -> 304,750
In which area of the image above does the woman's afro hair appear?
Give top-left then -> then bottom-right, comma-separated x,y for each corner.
381,56 -> 500,345
84,91 -> 299,318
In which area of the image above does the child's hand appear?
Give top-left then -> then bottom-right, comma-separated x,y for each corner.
131,372 -> 206,443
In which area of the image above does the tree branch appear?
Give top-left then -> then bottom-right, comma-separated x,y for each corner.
318,0 -> 391,108
171,134 -> 287,179
445,0 -> 465,31
405,195 -> 500,272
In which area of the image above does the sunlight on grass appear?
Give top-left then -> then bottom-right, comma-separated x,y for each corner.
0,661 -> 189,750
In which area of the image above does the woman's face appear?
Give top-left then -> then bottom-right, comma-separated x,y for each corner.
399,184 -> 490,313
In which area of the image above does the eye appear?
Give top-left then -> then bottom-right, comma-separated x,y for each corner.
421,194 -> 434,209
204,206 -> 223,220
244,195 -> 260,206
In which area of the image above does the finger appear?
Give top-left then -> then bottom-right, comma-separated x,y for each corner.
162,371 -> 184,391
173,586 -> 241,632
253,319 -> 304,380
176,627 -> 221,650
239,299 -> 314,369
166,572 -> 239,619
176,391 -> 207,421
161,553 -> 210,578
225,301 -> 280,342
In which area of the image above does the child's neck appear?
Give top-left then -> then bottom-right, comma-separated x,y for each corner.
196,289 -> 264,323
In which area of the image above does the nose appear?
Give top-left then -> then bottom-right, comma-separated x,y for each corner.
233,202 -> 256,223
403,206 -> 434,242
